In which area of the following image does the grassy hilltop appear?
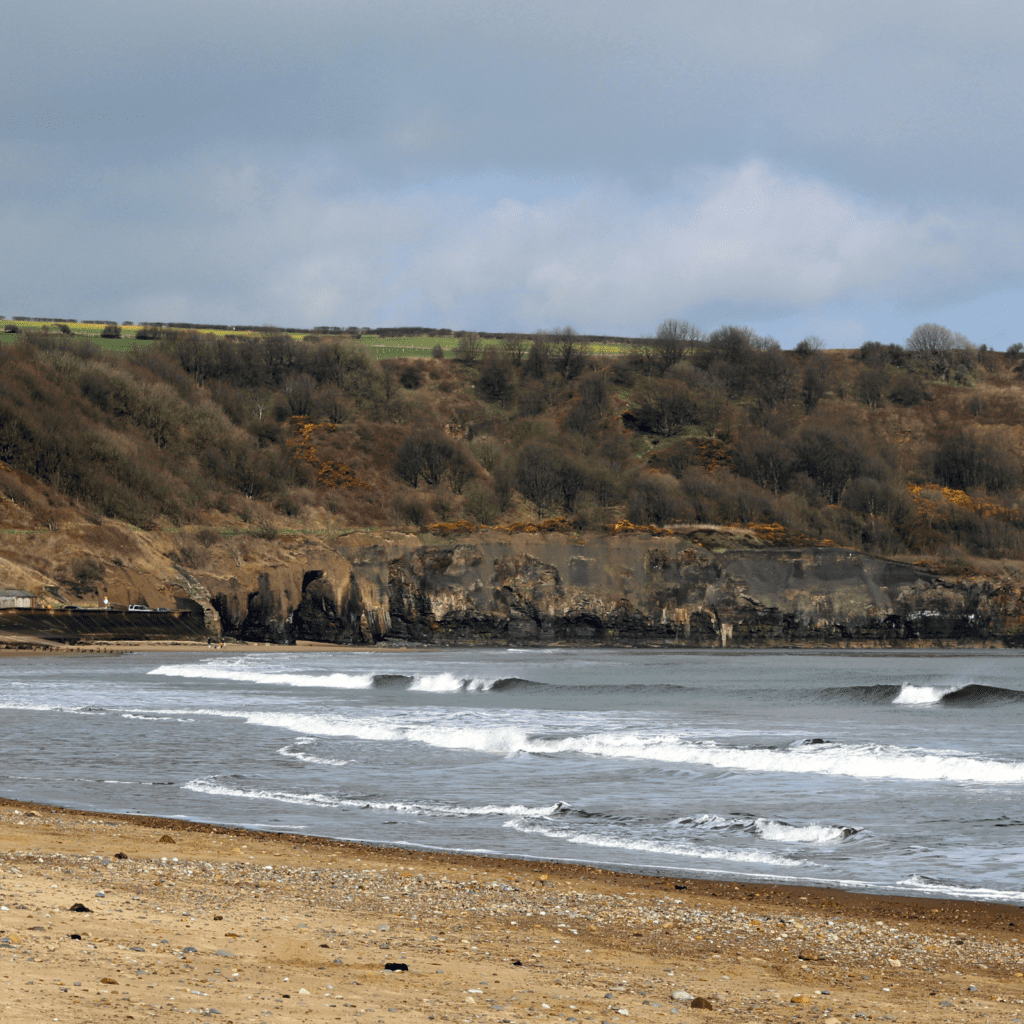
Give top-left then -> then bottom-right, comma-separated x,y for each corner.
2,318 -> 1024,583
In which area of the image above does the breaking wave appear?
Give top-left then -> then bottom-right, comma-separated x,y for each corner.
236,710 -> 1024,783
677,813 -> 859,843
503,818 -> 809,866
184,778 -> 567,819
818,681 -> 1024,707
147,662 -> 545,693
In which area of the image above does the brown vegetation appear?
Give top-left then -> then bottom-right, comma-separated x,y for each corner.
3,322 -> 1024,562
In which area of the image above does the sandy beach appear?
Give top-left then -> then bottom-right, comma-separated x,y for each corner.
0,798 -> 1020,1023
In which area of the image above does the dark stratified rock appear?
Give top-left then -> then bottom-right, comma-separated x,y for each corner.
384,962 -> 409,972
184,530 -> 1024,648
691,996 -> 715,1009
68,903 -> 92,913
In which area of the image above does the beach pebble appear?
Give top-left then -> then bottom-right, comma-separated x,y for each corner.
691,997 -> 714,1010
671,990 -> 693,1001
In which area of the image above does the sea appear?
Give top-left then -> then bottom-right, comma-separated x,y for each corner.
1,648 -> 1022,904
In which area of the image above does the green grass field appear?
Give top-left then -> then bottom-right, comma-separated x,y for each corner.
1,321 -> 638,360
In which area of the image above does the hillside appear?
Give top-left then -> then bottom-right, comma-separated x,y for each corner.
2,321 -> 1024,634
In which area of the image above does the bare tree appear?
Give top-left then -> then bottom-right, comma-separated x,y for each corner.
652,318 -> 703,374
906,323 -> 974,381
550,326 -> 589,381
501,335 -> 527,367
454,333 -> 482,364
794,335 -> 824,357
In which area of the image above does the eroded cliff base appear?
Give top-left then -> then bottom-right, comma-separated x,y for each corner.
4,523 -> 1024,648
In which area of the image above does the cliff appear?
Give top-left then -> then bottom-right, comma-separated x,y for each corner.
3,524 -> 1024,647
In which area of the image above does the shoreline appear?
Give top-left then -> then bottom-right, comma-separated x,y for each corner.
1,795 -> 1021,917
3,638 -> 1023,657
0,796 -> 1021,1023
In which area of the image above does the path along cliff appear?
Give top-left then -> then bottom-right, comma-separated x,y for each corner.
4,523 -> 1023,647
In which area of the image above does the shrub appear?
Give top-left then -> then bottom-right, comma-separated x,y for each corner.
550,327 -> 588,381
100,324 -> 122,339
856,366 -> 888,407
492,460 -> 516,512
399,364 -> 424,389
431,343 -> 445,359
629,379 -> 698,436
801,356 -> 831,411
69,557 -> 105,596
888,374 -> 929,407
732,431 -> 795,494
627,474 -> 685,525
859,341 -> 904,367
514,442 -> 591,515
792,425 -> 868,503
794,336 -> 823,358
650,318 -> 702,374
843,476 -> 913,523
932,431 -> 1021,493
397,493 -> 432,527
464,481 -> 500,525
501,335 -> 527,367
394,429 -> 458,488
454,334 -> 481,364
522,337 -> 550,379
477,349 -> 515,405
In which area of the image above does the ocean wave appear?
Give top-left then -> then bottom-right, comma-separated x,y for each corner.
146,662 -> 547,693
277,741 -> 351,767
147,663 -> 376,689
235,711 -> 1024,783
897,873 -> 1024,902
818,681 -> 1024,707
121,713 -> 195,722
184,778 -> 567,818
504,818 -> 808,866
677,813 -> 858,843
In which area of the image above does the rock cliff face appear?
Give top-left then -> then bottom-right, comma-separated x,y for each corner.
4,524 -> 1024,646
204,533 -> 1024,647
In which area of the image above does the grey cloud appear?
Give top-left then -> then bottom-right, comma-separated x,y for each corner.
4,1 -> 1024,337
5,158 -> 1018,338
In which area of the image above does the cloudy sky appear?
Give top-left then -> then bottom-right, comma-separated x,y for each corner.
3,0 -> 1023,346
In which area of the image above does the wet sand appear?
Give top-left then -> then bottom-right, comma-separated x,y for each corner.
0,798 -> 1021,1023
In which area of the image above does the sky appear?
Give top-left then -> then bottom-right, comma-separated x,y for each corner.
3,0 -> 1024,347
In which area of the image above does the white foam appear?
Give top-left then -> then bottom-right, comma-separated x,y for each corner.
504,819 -> 807,866
897,874 -> 1024,902
184,779 -> 565,818
753,819 -> 852,844
147,663 -> 374,689
228,710 -> 1024,783
892,684 -> 960,705
678,813 -> 853,844
277,743 -> 351,768
245,711 -> 533,755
